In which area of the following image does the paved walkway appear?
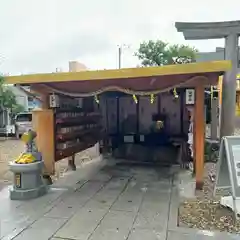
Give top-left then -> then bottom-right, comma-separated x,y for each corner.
0,158 -> 238,240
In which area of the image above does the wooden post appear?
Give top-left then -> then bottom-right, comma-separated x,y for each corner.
32,109 -> 55,176
194,84 -> 205,190
31,87 -> 54,184
192,110 -> 196,176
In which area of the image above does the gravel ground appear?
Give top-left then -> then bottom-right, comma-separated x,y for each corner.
179,126 -> 240,233
178,126 -> 240,234
178,163 -> 240,234
0,138 -> 24,188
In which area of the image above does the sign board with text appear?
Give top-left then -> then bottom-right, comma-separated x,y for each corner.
185,89 -> 195,105
215,136 -> 240,197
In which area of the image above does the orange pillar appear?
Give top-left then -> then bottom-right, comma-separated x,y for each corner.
194,84 -> 205,190
218,76 -> 223,106
32,109 -> 55,175
31,87 -> 55,183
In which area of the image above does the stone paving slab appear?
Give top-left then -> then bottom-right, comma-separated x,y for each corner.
51,238 -> 69,240
96,210 -> 136,230
84,178 -> 130,209
1,158 -> 240,240
89,227 -> 130,240
111,195 -> 143,213
53,175 -> 131,239
101,177 -> 130,191
0,187 -> 68,239
54,207 -> 109,240
12,217 -> 67,240
128,228 -> 167,240
44,200 -> 82,219
167,230 -> 239,240
133,209 -> 168,230
89,210 -> 136,240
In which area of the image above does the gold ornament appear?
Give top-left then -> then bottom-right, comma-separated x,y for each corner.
133,94 -> 138,104
43,76 -> 196,98
173,88 -> 179,98
94,95 -> 100,104
150,94 -> 155,104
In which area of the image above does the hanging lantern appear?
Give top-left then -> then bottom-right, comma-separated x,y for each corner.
132,94 -> 138,104
150,94 -> 155,104
94,95 -> 100,104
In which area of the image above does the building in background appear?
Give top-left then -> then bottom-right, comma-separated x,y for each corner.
6,86 -> 41,111
9,61 -> 87,111
0,61 -> 87,134
196,48 -> 240,117
69,61 -> 87,72
196,48 -> 225,62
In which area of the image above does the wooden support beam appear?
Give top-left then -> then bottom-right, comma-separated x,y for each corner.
32,109 -> 55,175
194,84 -> 205,190
192,110 -> 196,176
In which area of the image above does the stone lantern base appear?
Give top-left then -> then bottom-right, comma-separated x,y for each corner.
9,161 -> 48,200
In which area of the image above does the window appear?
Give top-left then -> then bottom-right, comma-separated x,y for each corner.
27,96 -> 34,102
15,113 -> 32,122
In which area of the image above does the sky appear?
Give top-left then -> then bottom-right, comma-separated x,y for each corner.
0,0 -> 240,75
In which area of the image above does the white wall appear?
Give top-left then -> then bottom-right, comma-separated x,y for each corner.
7,86 -> 28,111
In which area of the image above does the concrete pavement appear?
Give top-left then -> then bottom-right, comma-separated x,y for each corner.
0,157 -> 239,240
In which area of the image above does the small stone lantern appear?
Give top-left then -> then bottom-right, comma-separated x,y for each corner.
9,130 -> 48,200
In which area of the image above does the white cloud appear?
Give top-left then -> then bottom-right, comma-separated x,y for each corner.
0,0 -> 239,74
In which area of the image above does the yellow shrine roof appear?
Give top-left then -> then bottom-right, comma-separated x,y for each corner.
4,60 -> 231,85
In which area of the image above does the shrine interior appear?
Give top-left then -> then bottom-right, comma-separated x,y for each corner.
89,89 -> 191,166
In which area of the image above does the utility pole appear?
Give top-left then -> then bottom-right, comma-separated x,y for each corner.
117,44 -> 129,69
118,46 -> 122,69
